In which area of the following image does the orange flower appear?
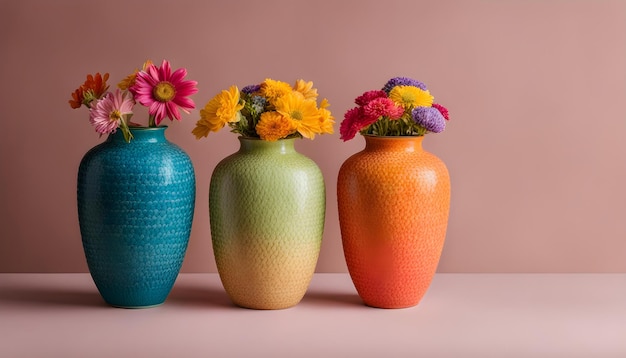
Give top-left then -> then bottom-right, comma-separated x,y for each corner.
69,88 -> 84,109
118,60 -> 153,90
293,79 -> 318,100
68,72 -> 110,109
256,111 -> 297,141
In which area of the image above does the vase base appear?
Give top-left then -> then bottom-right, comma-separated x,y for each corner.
363,301 -> 418,309
107,302 -> 165,309
232,300 -> 301,310
361,296 -> 422,309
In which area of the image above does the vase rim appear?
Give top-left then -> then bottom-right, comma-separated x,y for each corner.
127,125 -> 168,131
238,136 -> 297,141
107,125 -> 168,143
362,134 -> 425,139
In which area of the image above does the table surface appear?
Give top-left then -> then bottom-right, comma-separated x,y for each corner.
1,273 -> 625,358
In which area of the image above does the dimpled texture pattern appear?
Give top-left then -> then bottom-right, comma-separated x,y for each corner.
210,138 -> 325,309
77,127 -> 195,308
337,136 -> 450,309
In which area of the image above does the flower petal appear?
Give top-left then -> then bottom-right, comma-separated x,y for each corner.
159,59 -> 171,80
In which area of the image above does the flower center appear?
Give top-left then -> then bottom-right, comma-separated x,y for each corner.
402,93 -> 416,105
153,82 -> 176,102
290,110 -> 303,120
109,110 -> 122,122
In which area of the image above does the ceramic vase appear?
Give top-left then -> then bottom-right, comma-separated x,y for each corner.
337,135 -> 450,308
209,137 -> 325,309
77,127 -> 195,308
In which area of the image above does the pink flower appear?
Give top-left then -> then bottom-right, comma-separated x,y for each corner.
432,103 -> 450,120
130,59 -> 198,126
363,97 -> 404,120
355,90 -> 387,106
89,89 -> 134,135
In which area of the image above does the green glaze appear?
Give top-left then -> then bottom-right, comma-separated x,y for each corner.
209,137 -> 325,309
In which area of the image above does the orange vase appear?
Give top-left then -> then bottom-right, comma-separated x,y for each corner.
337,135 -> 451,308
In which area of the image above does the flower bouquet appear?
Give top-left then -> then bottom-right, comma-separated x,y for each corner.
69,59 -> 198,142
192,78 -> 334,141
339,76 -> 450,141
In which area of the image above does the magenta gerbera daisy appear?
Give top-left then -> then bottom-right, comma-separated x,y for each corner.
89,89 -> 134,135
130,59 -> 198,126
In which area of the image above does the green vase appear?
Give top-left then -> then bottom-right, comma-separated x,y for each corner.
209,137 -> 325,309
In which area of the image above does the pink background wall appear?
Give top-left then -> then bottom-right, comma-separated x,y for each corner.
1,0 -> 625,273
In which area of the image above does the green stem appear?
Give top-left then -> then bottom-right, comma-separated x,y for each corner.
119,118 -> 134,143
148,115 -> 156,127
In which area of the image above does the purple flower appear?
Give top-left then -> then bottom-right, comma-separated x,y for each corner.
241,84 -> 261,94
432,103 -> 450,120
412,106 -> 446,133
382,77 -> 427,93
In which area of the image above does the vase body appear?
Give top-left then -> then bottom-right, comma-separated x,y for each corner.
210,137 -> 325,309
337,136 -> 450,308
77,127 -> 195,308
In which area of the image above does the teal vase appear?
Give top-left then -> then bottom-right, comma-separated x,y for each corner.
77,127 -> 195,308
209,137 -> 325,309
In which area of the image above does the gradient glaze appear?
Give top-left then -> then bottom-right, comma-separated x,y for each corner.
338,136 -> 450,308
210,137 -> 325,309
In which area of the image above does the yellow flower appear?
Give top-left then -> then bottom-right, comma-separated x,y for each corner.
260,78 -> 293,105
389,85 -> 433,109
256,111 -> 297,141
293,79 -> 318,100
192,85 -> 244,139
118,60 -> 153,90
317,98 -> 335,135
275,92 -> 322,139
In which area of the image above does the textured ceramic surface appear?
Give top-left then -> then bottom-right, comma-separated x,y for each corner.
210,137 -> 325,309
77,127 -> 195,308
337,136 -> 450,308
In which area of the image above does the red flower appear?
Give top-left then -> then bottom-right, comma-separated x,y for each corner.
432,103 -> 450,120
355,90 -> 387,106
340,107 -> 362,141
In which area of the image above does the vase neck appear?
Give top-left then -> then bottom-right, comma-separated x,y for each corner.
238,137 -> 297,154
363,135 -> 424,152
108,126 -> 168,143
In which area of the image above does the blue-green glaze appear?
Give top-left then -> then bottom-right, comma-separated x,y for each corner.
77,127 -> 195,308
